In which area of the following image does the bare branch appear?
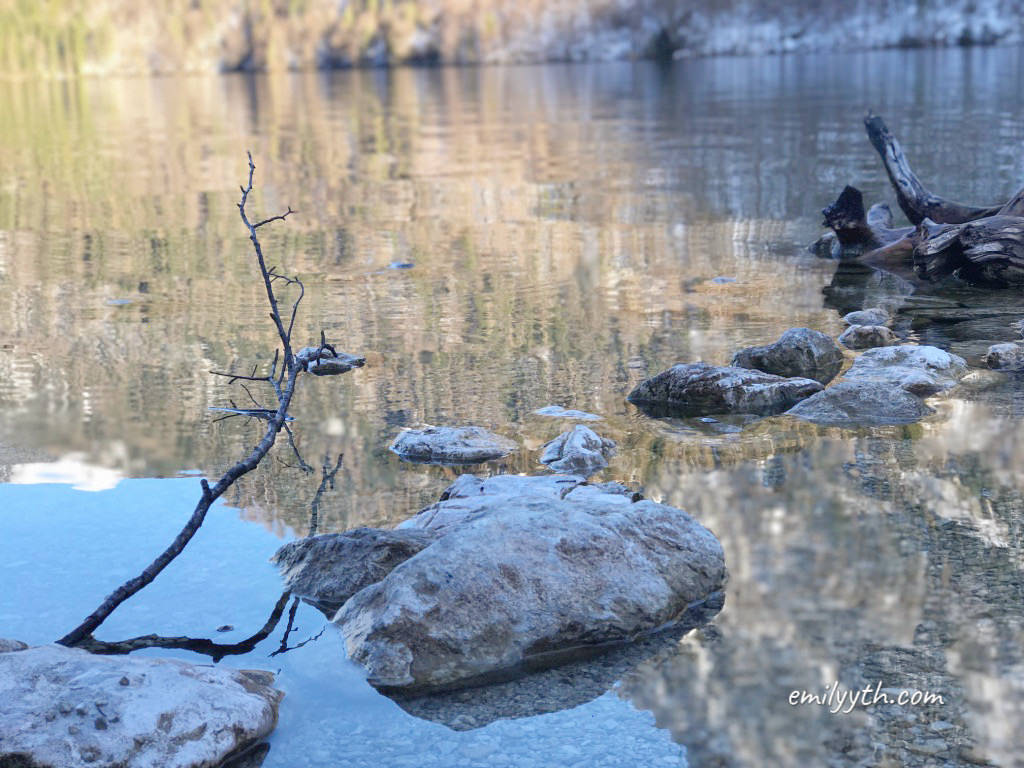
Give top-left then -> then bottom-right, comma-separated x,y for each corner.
283,423 -> 314,474
237,150 -> 297,373
57,155 -> 304,648
254,206 -> 297,229
72,591 -> 292,662
308,452 -> 344,537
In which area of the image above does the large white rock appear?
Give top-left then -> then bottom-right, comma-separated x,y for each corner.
539,425 -> 616,477
0,642 -> 282,768
335,474 -> 727,692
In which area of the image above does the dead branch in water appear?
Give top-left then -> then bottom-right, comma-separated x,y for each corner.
57,154 -> 357,649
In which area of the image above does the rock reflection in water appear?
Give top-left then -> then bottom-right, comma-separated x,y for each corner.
621,417 -> 1024,768
391,594 -> 724,731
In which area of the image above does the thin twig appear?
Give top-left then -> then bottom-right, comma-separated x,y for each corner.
308,452 -> 344,537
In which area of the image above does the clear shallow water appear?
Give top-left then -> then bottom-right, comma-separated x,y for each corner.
2,48 -> 1024,767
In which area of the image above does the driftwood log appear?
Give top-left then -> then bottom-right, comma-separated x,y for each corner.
820,114 -> 1024,286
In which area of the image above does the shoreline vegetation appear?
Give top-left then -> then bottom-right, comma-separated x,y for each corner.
4,0 -> 1024,78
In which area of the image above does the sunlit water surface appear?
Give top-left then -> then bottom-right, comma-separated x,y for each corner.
2,49 -> 1024,767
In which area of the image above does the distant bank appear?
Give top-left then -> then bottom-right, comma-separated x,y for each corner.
3,0 -> 1023,77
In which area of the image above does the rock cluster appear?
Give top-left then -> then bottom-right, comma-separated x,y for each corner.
789,345 -> 967,426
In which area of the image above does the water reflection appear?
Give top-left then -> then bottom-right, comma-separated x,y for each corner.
1,47 -> 1024,768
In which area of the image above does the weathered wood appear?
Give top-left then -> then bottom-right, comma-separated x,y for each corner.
821,185 -> 914,248
864,114 -> 1002,225
913,215 -> 1024,284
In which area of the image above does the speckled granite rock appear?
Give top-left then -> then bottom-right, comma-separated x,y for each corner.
0,643 -> 282,768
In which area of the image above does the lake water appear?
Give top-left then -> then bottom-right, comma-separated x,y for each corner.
2,47 -> 1024,767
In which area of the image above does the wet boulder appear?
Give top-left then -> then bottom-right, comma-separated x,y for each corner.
842,307 -> 890,326
0,642 -> 282,768
335,474 -> 727,692
984,342 -> 1024,370
788,345 -> 967,426
838,324 -> 898,350
389,426 -> 517,464
272,528 -> 439,614
539,425 -> 616,477
627,362 -> 822,417
730,327 -> 844,385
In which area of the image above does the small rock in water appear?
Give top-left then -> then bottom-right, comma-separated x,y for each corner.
216,625 -> 234,633
838,324 -> 898,350
539,424 -> 616,478
842,307 -> 890,326
532,405 -> 602,421
983,342 -> 1024,370
390,425 -> 517,465
731,327 -> 844,385
0,638 -> 28,653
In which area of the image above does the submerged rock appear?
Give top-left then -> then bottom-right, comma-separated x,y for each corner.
730,327 -> 844,385
335,474 -> 727,692
627,362 -> 822,417
788,345 -> 967,426
272,528 -> 439,614
532,405 -> 602,421
838,324 -> 898,350
389,426 -> 517,464
0,643 -> 282,768
539,425 -> 616,477
984,342 -> 1024,370
842,307 -> 890,326
294,346 -> 366,376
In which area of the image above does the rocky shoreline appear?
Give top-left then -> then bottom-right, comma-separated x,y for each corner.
7,1 -> 1024,77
